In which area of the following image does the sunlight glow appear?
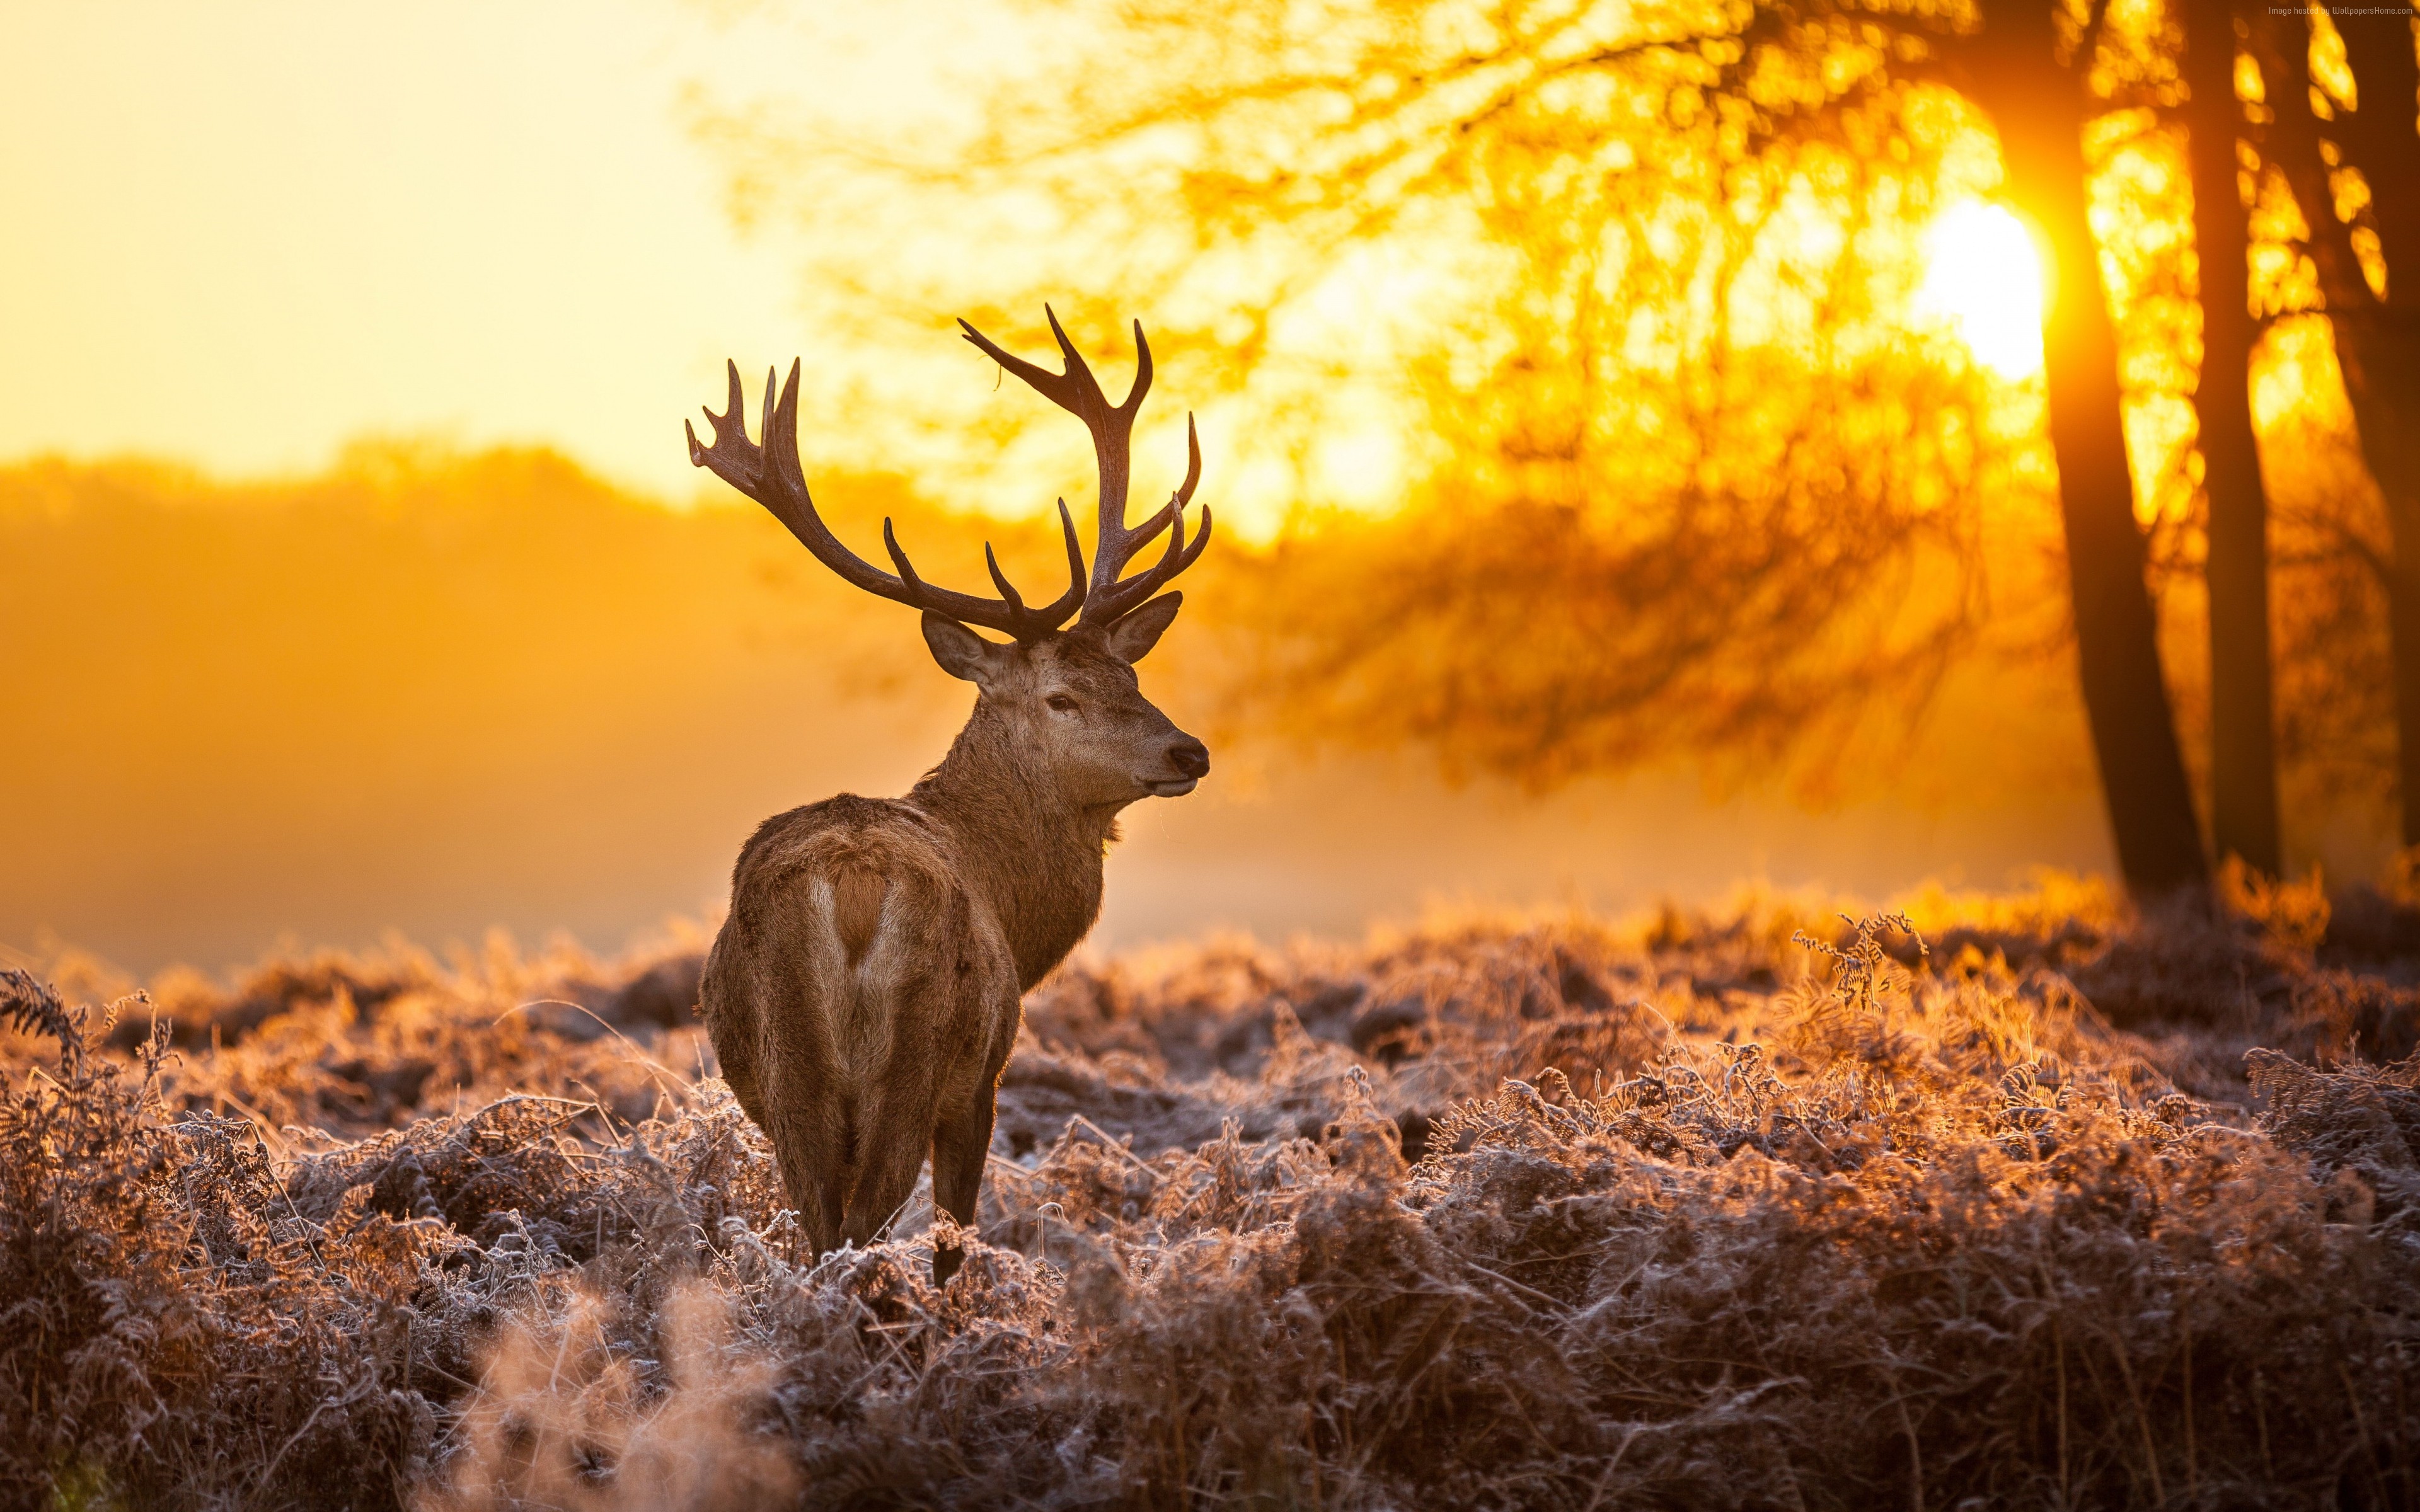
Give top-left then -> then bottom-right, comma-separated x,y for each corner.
1915,202 -> 2047,380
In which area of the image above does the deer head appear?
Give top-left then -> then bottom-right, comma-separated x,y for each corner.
686,308 -> 1213,807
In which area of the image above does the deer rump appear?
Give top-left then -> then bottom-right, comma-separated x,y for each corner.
700,794 -> 1021,1264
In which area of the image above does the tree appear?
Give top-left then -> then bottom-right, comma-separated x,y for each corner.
777,0 -> 2027,789
2182,0 -> 2283,873
2255,4 -> 2420,845
1952,0 -> 2211,891
712,0 -> 2227,893
2329,12 -> 2420,848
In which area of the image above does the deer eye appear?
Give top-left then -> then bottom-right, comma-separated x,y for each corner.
1046,694 -> 1079,714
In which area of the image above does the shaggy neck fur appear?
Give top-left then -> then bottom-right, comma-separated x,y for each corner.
911,699 -> 1121,991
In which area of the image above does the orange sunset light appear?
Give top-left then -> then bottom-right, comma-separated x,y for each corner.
1915,200 -> 2049,379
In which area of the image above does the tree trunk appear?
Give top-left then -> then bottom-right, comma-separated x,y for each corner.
1963,0 -> 2212,895
2332,13 -> 2420,278
2332,13 -> 2420,847
2336,319 -> 2420,850
2263,7 -> 2420,845
2185,0 -> 2283,873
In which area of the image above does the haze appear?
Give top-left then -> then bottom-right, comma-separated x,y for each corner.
8,0 -> 2373,980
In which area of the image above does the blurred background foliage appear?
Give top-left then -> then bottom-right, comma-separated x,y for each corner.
4,0 -> 2416,971
697,0 -> 2407,850
2,450 -> 953,967
0,447 -> 2111,973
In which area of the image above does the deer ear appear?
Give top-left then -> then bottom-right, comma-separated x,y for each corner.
922,612 -> 1003,685
1105,592 -> 1184,663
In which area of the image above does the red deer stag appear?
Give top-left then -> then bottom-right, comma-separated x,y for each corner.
686,310 -> 1211,1282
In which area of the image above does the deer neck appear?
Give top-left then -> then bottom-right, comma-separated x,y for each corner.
911,705 -> 1118,990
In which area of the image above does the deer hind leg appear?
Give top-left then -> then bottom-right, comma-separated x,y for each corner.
930,984 -> 1016,1285
929,1091 -> 998,1286
723,911 -> 860,1263
764,1095 -> 849,1260
698,937 -> 768,1128
700,937 -> 833,1251
837,1054 -> 943,1251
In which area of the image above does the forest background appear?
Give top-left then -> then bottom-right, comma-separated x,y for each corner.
3,0 -> 2414,978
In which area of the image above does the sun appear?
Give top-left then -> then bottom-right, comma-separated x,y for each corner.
1914,200 -> 2048,380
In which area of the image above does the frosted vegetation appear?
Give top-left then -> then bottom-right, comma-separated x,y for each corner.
8,870 -> 2420,1508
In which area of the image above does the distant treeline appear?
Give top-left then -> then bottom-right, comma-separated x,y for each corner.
0,440 -> 2394,975
0,445 -> 1030,967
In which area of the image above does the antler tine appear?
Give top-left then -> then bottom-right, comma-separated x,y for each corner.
880,518 -> 930,594
761,366 -> 778,462
688,358 -> 1085,640
959,309 -> 1207,627
984,543 -> 1027,616
1173,410 -> 1202,507
684,360 -> 752,479
1090,501 -> 1214,625
1083,414 -> 1209,624
1105,409 -> 1202,553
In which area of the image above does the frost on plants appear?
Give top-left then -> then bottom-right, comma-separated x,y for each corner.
8,879 -> 2420,1508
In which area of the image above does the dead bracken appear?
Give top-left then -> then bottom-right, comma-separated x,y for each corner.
6,869 -> 2420,1509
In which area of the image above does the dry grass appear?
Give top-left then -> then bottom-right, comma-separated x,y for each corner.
8,869 -> 2420,1509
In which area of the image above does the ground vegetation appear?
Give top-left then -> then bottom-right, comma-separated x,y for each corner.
10,871 -> 2420,1508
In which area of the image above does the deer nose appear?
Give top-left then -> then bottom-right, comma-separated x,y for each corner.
1168,738 -> 1211,779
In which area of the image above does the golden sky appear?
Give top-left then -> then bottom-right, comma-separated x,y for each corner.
0,1 -> 1008,500
3,1 -> 2200,976
1,0 -> 2049,516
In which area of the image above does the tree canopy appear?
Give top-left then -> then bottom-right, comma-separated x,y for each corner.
696,0 -> 2412,867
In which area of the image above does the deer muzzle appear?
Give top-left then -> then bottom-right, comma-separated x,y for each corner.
1148,736 -> 1211,796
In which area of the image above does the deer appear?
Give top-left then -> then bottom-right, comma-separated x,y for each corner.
684,309 -> 1212,1284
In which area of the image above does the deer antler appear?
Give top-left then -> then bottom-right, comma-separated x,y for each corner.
957,306 -> 1211,627
687,359 -> 1088,641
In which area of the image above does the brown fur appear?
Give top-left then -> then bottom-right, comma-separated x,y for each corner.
830,866 -> 887,965
699,612 -> 1207,1281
